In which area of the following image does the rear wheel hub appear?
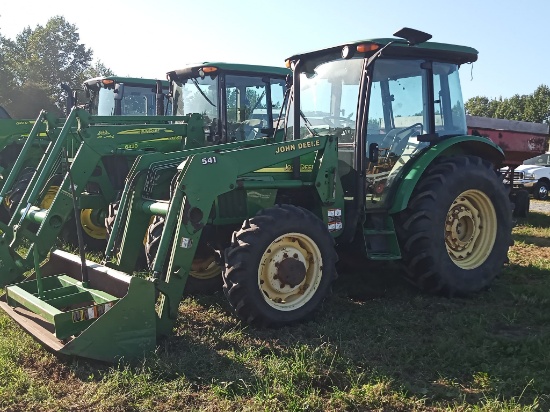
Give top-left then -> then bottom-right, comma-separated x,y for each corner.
276,258 -> 306,288
445,189 -> 497,269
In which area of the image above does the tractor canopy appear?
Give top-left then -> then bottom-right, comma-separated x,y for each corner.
167,62 -> 291,144
286,37 -> 478,70
168,62 -> 290,80
83,76 -> 171,116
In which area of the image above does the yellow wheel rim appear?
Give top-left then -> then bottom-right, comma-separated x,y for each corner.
40,186 -> 59,209
258,232 -> 323,311
190,255 -> 221,280
80,209 -> 107,240
445,189 -> 497,270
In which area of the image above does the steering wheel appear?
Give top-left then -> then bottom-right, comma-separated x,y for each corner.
336,127 -> 355,143
323,114 -> 354,128
235,118 -> 264,141
380,123 -> 423,155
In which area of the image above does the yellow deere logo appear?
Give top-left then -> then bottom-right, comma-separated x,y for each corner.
118,128 -> 169,135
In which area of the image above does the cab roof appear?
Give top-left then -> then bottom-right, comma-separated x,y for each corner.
168,62 -> 290,80
82,76 -> 168,88
286,37 -> 478,66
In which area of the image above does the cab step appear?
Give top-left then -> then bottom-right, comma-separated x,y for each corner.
363,215 -> 402,260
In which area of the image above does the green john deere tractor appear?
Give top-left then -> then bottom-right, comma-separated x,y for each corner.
0,64 -> 289,288
0,28 -> 512,363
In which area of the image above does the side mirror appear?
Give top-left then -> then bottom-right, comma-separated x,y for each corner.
114,83 -> 125,101
61,83 -> 75,116
369,142 -> 379,163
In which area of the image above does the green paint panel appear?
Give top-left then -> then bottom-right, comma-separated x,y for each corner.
388,136 -> 504,214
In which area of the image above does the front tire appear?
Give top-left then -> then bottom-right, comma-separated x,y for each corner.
223,204 -> 337,326
395,155 -> 512,295
511,189 -> 530,218
145,216 -> 222,294
533,181 -> 549,200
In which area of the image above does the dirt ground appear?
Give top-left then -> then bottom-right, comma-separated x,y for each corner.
530,199 -> 550,214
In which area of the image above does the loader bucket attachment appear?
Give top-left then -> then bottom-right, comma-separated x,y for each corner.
0,250 -> 157,363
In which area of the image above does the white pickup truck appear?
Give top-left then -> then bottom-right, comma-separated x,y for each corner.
511,153 -> 550,200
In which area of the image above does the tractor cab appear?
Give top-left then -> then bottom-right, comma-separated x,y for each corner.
285,30 -> 476,210
167,63 -> 289,144
83,76 -> 172,116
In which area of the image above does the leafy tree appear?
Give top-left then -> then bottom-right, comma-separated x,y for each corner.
494,94 -> 526,121
464,96 -> 500,118
465,85 -> 550,124
80,60 -> 115,83
6,82 -> 60,118
0,16 -> 115,118
523,85 -> 550,123
0,32 -> 16,109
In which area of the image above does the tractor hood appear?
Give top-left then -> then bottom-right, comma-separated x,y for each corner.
515,164 -> 550,174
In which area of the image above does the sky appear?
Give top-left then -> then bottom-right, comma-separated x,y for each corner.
0,0 -> 548,101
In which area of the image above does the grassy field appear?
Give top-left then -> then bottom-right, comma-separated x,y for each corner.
0,210 -> 549,411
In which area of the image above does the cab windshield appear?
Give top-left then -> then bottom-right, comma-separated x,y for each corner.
298,58 -> 362,141
172,73 -> 286,142
90,84 -> 171,116
297,57 -> 467,146
172,75 -> 218,121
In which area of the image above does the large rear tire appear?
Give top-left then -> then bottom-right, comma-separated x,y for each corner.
223,204 -> 337,326
395,155 -> 513,295
145,216 -> 222,294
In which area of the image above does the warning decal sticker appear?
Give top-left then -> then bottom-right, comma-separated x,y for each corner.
71,302 -> 114,323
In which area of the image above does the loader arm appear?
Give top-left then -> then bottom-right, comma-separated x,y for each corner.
0,109 -> 190,287
151,134 -> 337,335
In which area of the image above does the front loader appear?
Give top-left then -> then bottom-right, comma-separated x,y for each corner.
1,28 -> 513,363
0,64 -> 289,289
0,109 -> 194,286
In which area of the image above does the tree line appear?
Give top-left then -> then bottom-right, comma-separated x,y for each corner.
0,16 -> 113,118
465,85 -> 550,124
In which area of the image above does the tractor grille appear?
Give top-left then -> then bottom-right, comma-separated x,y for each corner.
513,171 -> 524,180
217,190 -> 247,218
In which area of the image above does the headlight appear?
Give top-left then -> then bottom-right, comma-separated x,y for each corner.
523,173 -> 536,180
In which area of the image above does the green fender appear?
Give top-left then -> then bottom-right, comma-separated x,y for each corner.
388,135 -> 505,215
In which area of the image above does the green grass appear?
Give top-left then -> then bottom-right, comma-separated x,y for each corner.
1,213 -> 550,411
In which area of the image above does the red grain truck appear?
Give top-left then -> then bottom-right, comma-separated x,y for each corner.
466,115 -> 549,216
